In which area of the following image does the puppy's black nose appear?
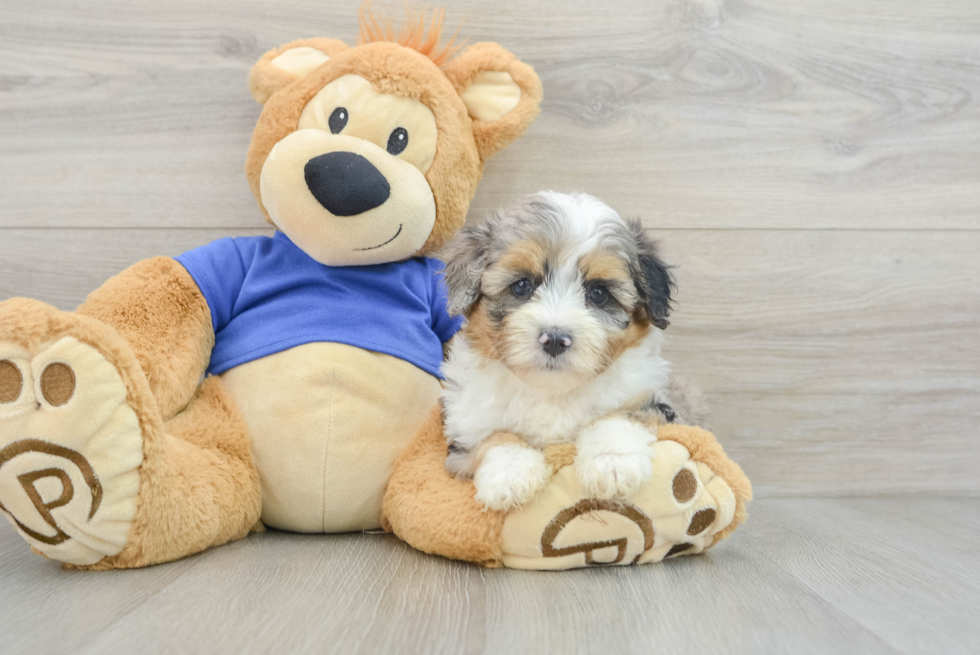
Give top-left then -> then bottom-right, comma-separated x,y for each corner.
539,331 -> 572,357
304,152 -> 390,216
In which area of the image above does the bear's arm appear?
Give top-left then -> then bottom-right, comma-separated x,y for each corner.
77,256 -> 214,421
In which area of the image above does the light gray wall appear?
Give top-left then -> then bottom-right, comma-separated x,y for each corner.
2,0 -> 978,497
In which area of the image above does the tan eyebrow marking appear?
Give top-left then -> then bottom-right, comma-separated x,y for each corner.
579,251 -> 630,284
497,240 -> 547,278
482,239 -> 547,294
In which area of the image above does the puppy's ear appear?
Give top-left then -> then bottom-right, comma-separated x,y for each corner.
439,223 -> 494,317
629,220 -> 675,329
248,38 -> 349,104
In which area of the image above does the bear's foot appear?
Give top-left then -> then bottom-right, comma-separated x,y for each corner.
499,426 -> 751,570
0,299 -> 145,566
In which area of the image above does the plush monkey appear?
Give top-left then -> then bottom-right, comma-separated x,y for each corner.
0,8 -> 542,569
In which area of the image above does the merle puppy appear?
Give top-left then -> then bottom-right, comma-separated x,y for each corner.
438,191 -> 707,511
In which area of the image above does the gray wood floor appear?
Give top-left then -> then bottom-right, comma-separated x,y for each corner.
1,499 -> 978,655
2,0 -> 979,653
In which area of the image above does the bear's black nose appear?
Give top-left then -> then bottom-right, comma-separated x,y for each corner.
304,152 -> 390,216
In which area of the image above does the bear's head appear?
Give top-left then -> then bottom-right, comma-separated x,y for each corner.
245,7 -> 543,266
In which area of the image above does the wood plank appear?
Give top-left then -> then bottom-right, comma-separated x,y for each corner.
1,228 -> 977,496
2,499 -> 977,654
73,533 -> 489,655
653,229 -> 980,497
0,228 -> 272,309
1,0 -> 979,229
753,498 -> 980,655
0,518 -> 199,652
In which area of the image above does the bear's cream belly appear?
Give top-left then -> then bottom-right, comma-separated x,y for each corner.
219,342 -> 442,533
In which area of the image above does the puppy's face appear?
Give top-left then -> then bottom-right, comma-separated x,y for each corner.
476,240 -> 647,387
442,192 -> 674,390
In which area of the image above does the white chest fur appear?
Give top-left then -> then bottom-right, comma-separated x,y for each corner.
441,331 -> 671,449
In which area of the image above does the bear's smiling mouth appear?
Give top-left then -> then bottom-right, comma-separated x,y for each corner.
355,223 -> 403,251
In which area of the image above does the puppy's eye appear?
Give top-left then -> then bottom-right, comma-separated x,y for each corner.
329,107 -> 348,134
511,278 -> 533,298
387,127 -> 409,155
588,286 -> 610,306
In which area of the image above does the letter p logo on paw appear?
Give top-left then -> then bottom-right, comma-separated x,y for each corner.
0,440 -> 102,546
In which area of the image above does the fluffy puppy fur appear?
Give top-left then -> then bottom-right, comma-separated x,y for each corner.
439,191 -> 707,511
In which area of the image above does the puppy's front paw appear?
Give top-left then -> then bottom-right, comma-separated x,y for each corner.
577,452 -> 652,499
474,445 -> 550,511
576,417 -> 656,499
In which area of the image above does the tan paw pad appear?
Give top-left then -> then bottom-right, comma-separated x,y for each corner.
0,337 -> 143,566
0,360 -> 24,404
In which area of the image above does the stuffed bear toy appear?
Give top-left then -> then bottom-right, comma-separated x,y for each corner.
0,9 -> 542,569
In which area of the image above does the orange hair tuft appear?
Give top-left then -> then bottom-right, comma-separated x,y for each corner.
358,1 -> 463,67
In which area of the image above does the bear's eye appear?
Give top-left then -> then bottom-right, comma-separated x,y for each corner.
329,107 -> 348,134
587,285 -> 610,306
511,278 -> 533,298
387,127 -> 409,155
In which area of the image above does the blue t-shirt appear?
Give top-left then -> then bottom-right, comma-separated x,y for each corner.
174,232 -> 462,378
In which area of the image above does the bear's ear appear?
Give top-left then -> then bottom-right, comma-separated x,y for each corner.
248,38 -> 350,104
443,43 -> 543,161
